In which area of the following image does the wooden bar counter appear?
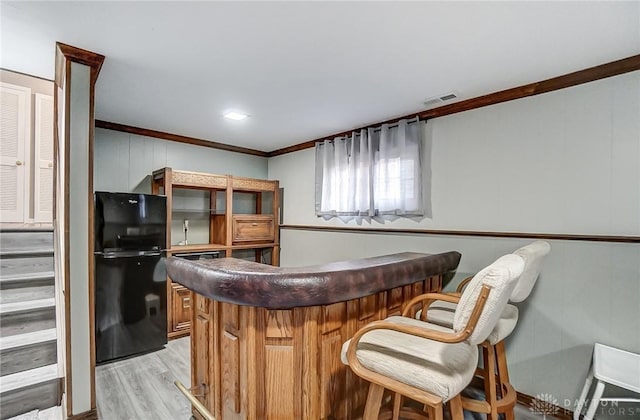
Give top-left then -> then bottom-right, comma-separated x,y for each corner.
166,251 -> 461,420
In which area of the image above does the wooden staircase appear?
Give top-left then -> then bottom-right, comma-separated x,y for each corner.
0,230 -> 61,419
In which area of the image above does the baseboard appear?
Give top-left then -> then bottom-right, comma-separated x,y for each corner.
517,392 -> 578,420
67,408 -> 98,420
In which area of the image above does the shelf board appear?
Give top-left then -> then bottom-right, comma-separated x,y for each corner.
171,209 -> 225,215
169,244 -> 227,253
230,243 -> 278,250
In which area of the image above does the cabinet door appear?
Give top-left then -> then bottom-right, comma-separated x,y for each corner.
171,284 -> 192,332
34,93 -> 54,222
0,83 -> 30,223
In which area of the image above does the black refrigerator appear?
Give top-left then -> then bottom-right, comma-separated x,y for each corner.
94,192 -> 167,363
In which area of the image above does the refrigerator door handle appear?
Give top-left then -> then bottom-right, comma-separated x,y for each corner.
96,250 -> 163,259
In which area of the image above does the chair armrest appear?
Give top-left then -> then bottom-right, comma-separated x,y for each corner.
401,292 -> 461,318
455,275 -> 475,293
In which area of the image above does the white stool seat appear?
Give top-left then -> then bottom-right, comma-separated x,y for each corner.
341,316 -> 479,401
574,343 -> 640,420
592,343 -> 640,392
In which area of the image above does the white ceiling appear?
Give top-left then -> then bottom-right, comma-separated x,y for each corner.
2,1 -> 639,152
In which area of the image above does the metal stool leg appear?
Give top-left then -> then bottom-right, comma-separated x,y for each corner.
584,380 -> 605,420
574,367 -> 594,420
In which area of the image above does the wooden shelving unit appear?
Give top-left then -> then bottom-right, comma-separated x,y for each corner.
151,167 -> 280,339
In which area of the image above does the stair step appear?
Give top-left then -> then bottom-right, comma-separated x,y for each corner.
0,250 -> 53,258
0,231 -> 53,255
6,405 -> 63,420
0,365 -> 60,419
0,329 -> 57,376
0,299 -> 56,316
0,329 -> 57,351
0,285 -> 55,305
0,272 -> 55,286
0,364 -> 58,395
0,257 -> 54,278
0,299 -> 56,338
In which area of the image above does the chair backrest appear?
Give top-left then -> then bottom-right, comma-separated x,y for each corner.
510,241 -> 551,303
453,254 -> 524,345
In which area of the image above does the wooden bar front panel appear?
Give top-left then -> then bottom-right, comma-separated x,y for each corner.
190,275 -> 442,420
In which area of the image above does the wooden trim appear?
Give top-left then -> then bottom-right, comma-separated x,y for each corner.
280,224 -> 640,244
62,58 -> 73,416
95,120 -> 269,157
517,392 -> 576,420
55,43 -> 103,417
87,59 -> 97,411
56,43 -> 105,85
268,54 -> 640,157
66,408 -> 98,420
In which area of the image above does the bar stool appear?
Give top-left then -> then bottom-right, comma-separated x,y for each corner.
574,343 -> 640,420
341,254 -> 525,420
423,241 -> 551,419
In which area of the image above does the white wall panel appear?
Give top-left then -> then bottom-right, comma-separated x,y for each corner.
271,71 -> 640,236
93,129 -> 129,193
68,61 -> 92,415
94,129 -> 268,194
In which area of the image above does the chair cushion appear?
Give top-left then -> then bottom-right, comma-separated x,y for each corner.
510,241 -> 551,302
341,316 -> 478,401
453,254 -> 523,345
422,302 -> 519,345
422,300 -> 456,328
486,304 -> 518,344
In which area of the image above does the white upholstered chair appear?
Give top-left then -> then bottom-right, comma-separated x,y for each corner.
423,240 -> 551,419
341,254 -> 525,420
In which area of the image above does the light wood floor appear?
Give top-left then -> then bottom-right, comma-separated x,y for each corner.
95,336 -> 192,420
93,335 -> 557,420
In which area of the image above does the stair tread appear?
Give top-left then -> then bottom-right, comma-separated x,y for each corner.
0,272 -> 55,283
0,328 -> 57,351
0,249 -> 54,256
0,364 -> 58,394
0,298 -> 56,315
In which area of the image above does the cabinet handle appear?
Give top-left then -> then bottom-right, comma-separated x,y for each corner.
48,163 -> 53,168
183,297 -> 191,309
16,160 -> 22,166
252,223 -> 258,226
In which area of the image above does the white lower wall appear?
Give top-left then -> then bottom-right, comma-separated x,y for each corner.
268,71 -> 640,413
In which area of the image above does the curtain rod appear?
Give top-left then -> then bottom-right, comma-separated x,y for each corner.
319,116 -> 421,142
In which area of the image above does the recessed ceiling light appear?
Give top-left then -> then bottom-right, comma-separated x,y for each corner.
224,111 -> 248,121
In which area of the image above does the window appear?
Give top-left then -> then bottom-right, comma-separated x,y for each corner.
315,118 -> 423,218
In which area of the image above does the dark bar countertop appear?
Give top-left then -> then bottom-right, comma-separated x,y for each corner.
166,251 -> 461,309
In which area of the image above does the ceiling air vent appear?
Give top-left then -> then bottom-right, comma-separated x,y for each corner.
423,92 -> 458,107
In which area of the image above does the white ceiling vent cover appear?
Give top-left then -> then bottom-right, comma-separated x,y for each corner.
423,92 -> 458,107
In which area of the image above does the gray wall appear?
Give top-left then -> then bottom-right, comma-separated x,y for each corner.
268,71 -> 640,414
94,128 -> 268,193
94,128 -> 268,245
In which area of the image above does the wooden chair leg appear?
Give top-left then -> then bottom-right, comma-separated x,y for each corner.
449,394 -> 464,420
495,340 -> 511,384
495,340 -> 515,420
482,343 -> 499,420
392,393 -> 402,420
430,403 -> 444,420
363,383 -> 385,420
